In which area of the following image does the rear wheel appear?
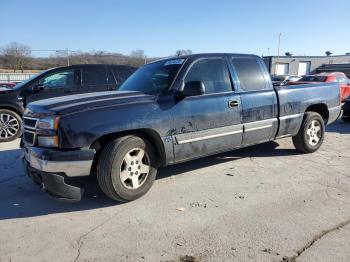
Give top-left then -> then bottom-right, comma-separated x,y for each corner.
0,109 -> 22,143
97,136 -> 158,202
292,112 -> 325,153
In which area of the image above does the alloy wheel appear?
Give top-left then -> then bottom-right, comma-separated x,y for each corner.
0,113 -> 20,139
119,148 -> 151,189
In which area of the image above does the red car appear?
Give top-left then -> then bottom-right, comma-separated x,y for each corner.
288,72 -> 350,102
0,82 -> 16,89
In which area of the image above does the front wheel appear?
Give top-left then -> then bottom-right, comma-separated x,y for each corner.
97,136 -> 158,202
0,109 -> 22,143
292,112 -> 325,153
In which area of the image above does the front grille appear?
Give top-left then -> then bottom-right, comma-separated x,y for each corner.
23,131 -> 35,146
23,117 -> 38,129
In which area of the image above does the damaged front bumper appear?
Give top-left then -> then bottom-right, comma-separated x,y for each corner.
22,146 -> 95,201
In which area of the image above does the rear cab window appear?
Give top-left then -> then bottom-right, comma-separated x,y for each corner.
232,57 -> 269,92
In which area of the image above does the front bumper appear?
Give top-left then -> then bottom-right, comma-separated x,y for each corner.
23,146 -> 95,201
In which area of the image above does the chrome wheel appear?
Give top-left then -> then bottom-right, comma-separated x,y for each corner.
0,113 -> 20,139
306,120 -> 321,146
119,148 -> 150,189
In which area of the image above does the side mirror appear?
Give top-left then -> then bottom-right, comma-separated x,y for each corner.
180,81 -> 205,98
32,83 -> 44,93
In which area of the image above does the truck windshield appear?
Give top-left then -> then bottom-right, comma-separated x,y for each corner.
298,75 -> 327,82
118,59 -> 185,95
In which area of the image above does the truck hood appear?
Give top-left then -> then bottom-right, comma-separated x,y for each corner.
25,91 -> 155,117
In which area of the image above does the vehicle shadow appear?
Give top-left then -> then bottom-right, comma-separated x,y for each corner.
157,141 -> 298,179
0,141 -> 298,220
326,119 -> 350,134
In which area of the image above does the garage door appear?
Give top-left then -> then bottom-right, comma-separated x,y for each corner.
275,63 -> 289,75
298,62 -> 311,75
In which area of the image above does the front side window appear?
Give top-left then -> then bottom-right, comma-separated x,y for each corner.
184,58 -> 232,94
119,59 -> 184,95
232,58 -> 267,92
39,70 -> 75,89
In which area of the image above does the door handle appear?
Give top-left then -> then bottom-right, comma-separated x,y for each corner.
64,90 -> 73,93
228,100 -> 239,108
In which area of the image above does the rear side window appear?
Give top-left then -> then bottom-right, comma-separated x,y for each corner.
184,58 -> 232,94
82,66 -> 107,86
232,58 -> 267,92
299,75 -> 327,82
112,67 -> 134,84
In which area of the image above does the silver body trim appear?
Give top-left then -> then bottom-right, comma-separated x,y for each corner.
279,113 -> 304,120
175,124 -> 243,145
24,150 -> 92,177
175,118 -> 277,145
245,124 -> 273,132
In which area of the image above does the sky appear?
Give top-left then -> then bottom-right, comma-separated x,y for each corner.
1,0 -> 349,57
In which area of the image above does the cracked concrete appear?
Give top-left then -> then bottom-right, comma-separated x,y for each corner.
0,120 -> 349,262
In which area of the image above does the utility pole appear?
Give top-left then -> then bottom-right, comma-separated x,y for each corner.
66,49 -> 70,66
277,33 -> 282,62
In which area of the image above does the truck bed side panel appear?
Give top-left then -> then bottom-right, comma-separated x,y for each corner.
275,83 -> 340,137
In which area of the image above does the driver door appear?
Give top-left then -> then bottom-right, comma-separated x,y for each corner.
24,68 -> 79,105
171,57 -> 243,162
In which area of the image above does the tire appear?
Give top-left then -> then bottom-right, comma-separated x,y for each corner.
97,135 -> 158,202
292,112 -> 325,153
0,109 -> 22,143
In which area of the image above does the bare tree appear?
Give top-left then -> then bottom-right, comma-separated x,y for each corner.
0,42 -> 31,72
130,50 -> 145,58
325,51 -> 333,56
175,49 -> 192,56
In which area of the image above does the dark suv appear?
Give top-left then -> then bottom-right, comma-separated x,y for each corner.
0,64 -> 135,142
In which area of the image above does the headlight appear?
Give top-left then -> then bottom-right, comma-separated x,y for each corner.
37,116 -> 60,147
37,116 -> 60,130
37,136 -> 59,147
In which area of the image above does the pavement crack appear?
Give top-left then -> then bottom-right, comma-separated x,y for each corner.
72,213 -> 118,262
282,218 -> 350,262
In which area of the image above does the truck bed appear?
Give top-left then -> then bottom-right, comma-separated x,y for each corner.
275,82 -> 341,137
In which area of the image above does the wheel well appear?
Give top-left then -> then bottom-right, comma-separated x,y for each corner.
0,106 -> 22,118
90,129 -> 166,172
305,104 -> 329,123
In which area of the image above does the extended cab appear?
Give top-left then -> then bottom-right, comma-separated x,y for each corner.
0,64 -> 135,142
22,54 -> 342,202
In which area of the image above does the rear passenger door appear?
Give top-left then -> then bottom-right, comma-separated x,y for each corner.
81,65 -> 109,93
172,57 -> 243,162
231,57 -> 278,146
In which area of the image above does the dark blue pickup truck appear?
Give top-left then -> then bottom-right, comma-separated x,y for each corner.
22,53 -> 341,202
